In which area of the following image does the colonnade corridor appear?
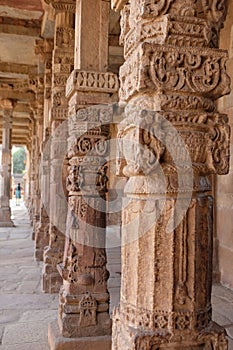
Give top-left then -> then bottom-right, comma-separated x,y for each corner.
0,200 -> 121,349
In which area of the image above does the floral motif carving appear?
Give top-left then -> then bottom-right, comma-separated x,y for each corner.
140,0 -> 175,18
175,314 -> 192,330
201,0 -> 227,25
208,117 -> 230,175
111,0 -> 230,348
120,44 -> 230,101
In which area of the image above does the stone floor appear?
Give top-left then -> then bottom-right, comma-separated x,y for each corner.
0,201 -> 233,349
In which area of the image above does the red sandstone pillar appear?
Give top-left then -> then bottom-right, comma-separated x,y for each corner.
111,0 -> 231,349
48,0 -> 119,349
0,99 -> 14,227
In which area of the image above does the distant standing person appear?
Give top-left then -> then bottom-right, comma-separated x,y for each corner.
15,183 -> 21,206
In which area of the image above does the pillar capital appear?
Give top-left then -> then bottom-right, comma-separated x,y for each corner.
44,0 -> 76,13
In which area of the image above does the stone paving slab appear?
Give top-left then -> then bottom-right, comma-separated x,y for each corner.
3,321 -> 50,345
0,202 -> 58,350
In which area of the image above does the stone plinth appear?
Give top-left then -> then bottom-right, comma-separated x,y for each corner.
48,322 -> 111,350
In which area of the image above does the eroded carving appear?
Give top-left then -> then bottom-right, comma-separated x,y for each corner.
112,0 -> 230,349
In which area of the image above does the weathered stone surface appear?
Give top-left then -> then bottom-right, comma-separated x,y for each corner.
0,203 -> 58,350
0,100 -> 14,227
0,0 -> 232,349
3,321 -> 51,345
42,0 -> 75,294
111,0 -> 231,349
216,0 -> 233,290
48,322 -> 111,350
51,1 -> 119,348
35,205 -> 50,261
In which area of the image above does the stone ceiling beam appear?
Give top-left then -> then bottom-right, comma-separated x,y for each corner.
14,105 -> 32,114
0,89 -> 35,102
11,130 -> 31,136
12,121 -> 31,127
0,18 -> 41,37
0,134 -> 30,139
0,62 -> 37,76
13,119 -> 32,126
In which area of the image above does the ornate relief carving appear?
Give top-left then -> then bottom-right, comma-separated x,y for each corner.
111,0 -> 230,348
117,110 -> 166,177
201,0 -> 227,26
79,293 -> 97,327
56,27 -> 75,48
119,4 -> 130,46
140,0 -> 175,18
116,106 -> 230,178
35,39 -> 54,61
120,44 -> 230,101
158,94 -> 216,112
42,1 -> 75,294
59,56 -> 115,339
68,105 -> 113,127
208,115 -> 230,175
66,70 -> 119,97
51,107 -> 68,121
44,0 -> 76,12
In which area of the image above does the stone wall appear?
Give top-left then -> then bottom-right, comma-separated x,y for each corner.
217,1 -> 233,289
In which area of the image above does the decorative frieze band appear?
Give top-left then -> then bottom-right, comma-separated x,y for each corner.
44,0 -> 76,13
66,70 -> 119,98
123,15 -> 212,59
51,107 -> 68,121
119,302 -> 212,332
119,43 -> 230,101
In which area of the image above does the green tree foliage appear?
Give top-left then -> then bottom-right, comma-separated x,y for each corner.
13,147 -> 26,174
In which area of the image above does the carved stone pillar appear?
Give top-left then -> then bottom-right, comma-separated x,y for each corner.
42,0 -> 75,293
111,0 -> 231,349
29,75 -> 44,240
48,0 -> 119,349
0,99 -> 14,227
34,39 -> 53,261
29,120 -> 43,239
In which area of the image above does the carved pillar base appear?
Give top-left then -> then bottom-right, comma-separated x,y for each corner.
58,287 -> 112,338
112,309 -> 227,350
57,195 -> 112,339
111,180 -> 228,350
42,270 -> 63,294
42,226 -> 64,293
0,207 -> 14,227
35,206 -> 50,261
35,225 -> 49,261
48,321 -> 111,350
